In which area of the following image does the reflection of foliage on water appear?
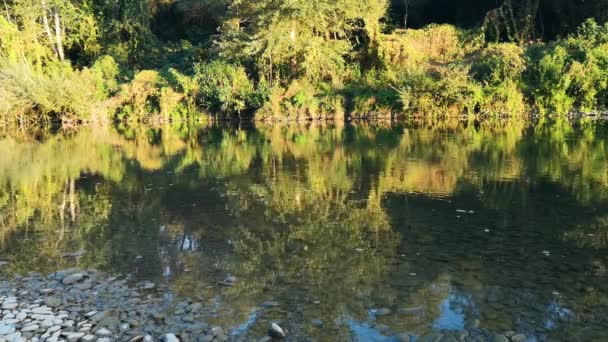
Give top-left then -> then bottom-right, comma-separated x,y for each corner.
1,120 -> 608,338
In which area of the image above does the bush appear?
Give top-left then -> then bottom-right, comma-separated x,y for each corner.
471,43 -> 527,116
396,65 -> 483,118
194,61 -> 255,116
525,19 -> 608,115
255,79 -> 345,121
378,24 -> 471,67
0,61 -> 105,123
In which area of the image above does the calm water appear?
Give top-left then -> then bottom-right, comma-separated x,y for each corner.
1,121 -> 608,341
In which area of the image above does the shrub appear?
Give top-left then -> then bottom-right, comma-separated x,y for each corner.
91,55 -> 120,99
397,65 -> 483,118
0,61 -> 104,123
471,43 -> 527,116
194,61 -> 255,116
525,20 -> 608,115
378,24 -> 470,67
255,79 -> 345,121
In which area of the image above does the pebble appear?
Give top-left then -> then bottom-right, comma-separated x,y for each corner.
269,323 -> 286,338
0,269 -> 223,342
62,273 -> 84,285
374,308 -> 391,316
95,327 -> 112,336
164,333 -> 179,342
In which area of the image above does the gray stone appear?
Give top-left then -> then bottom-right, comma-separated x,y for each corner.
260,301 -> 279,307
268,323 -> 285,338
492,334 -> 509,342
511,334 -> 527,342
311,319 -> 323,327
395,333 -> 412,342
0,322 -> 16,334
2,303 -> 17,310
81,335 -> 97,342
62,274 -> 84,285
95,327 -> 112,337
66,332 -> 86,342
21,324 -> 39,332
187,303 -> 203,313
44,296 -> 61,308
164,333 -> 179,342
374,308 -> 391,316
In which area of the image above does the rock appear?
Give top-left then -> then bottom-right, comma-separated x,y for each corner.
47,325 -> 61,333
5,332 -> 22,341
81,335 -> 97,342
374,308 -> 391,316
62,273 -> 84,285
21,324 -> 39,332
395,332 -> 412,342
119,323 -> 130,332
417,333 -> 443,342
260,301 -> 279,308
375,324 -> 389,332
511,333 -> 527,342
164,333 -> 179,342
44,296 -> 62,308
2,303 -> 18,310
95,327 -> 112,337
311,319 -> 323,327
0,323 -> 16,334
210,326 -> 224,336
91,309 -> 117,322
398,306 -> 423,315
198,336 -> 213,342
268,323 -> 286,338
186,303 -> 203,313
492,334 -> 509,342
66,332 -> 86,342
139,282 -> 155,290
143,335 -> 153,342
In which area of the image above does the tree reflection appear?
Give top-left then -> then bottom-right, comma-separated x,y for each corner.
0,120 -> 607,339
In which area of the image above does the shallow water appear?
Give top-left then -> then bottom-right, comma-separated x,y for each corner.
1,121 -> 608,341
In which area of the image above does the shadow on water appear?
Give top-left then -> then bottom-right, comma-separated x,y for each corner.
1,120 -> 608,340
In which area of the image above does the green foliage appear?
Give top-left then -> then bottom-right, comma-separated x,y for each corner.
471,43 -> 526,116
0,61 -> 110,123
91,55 -> 120,99
397,65 -> 483,118
193,61 -> 255,115
378,24 -> 469,67
255,80 -> 345,121
526,20 -> 608,115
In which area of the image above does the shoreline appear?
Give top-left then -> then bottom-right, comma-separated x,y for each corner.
0,268 -> 226,342
0,269 -> 534,342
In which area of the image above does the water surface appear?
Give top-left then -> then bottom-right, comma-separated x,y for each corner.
1,121 -> 608,341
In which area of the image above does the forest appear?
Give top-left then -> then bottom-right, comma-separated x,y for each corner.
2,0 -> 608,124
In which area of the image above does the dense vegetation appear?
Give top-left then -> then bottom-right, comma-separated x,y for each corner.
1,0 -> 608,124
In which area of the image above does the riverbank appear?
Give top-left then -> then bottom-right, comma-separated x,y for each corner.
0,268 -> 537,342
0,269 -> 227,342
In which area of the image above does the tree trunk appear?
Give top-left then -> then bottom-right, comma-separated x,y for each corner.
403,0 -> 409,28
53,7 -> 64,61
40,0 -> 58,58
